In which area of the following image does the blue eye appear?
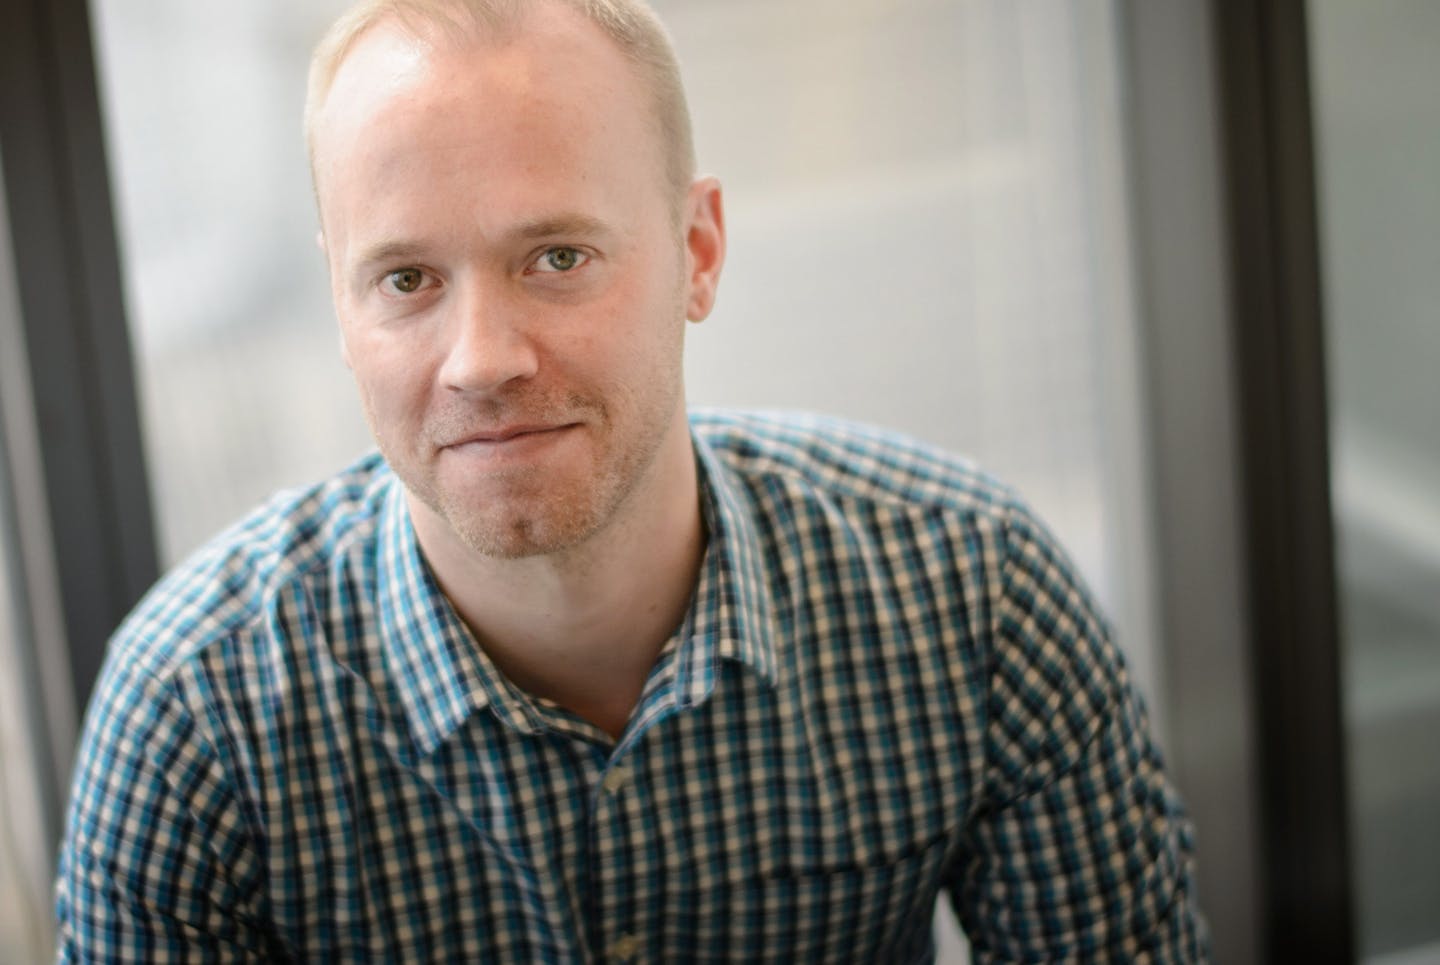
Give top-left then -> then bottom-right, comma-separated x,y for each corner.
535,247 -> 588,272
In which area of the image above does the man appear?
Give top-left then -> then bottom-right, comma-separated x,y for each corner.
57,0 -> 1207,960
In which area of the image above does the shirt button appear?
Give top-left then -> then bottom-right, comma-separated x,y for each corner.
608,933 -> 641,962
601,766 -> 630,794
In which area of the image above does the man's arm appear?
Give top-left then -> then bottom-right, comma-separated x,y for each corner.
56,653 -> 276,962
947,499 -> 1208,962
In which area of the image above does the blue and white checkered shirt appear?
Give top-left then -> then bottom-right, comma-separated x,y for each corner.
57,410 -> 1206,962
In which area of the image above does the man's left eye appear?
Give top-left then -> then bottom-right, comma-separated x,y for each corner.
532,247 -> 589,273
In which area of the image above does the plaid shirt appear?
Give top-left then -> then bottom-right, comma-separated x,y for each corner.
57,410 -> 1206,963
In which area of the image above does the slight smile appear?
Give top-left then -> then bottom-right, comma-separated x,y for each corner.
442,423 -> 582,461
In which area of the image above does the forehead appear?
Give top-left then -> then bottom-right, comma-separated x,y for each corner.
311,8 -> 662,200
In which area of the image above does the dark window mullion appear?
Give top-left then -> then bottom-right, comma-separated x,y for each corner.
1212,0 -> 1354,958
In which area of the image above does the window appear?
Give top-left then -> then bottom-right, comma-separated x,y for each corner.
90,3 -> 1160,960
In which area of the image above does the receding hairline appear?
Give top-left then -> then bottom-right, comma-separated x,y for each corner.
304,0 -> 696,204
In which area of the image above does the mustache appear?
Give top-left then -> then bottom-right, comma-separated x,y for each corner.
425,390 -> 604,447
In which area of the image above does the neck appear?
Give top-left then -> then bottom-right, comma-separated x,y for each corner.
408,408 -> 704,739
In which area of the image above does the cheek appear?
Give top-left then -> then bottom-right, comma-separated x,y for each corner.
344,331 -> 436,421
608,269 -> 688,354
576,307 -> 681,400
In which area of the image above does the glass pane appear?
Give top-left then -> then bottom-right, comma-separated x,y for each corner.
1309,1 -> 1440,960
0,464 -> 53,962
1,154 -> 56,965
662,0 -> 1160,719
673,0 -> 1138,617
90,0 -> 365,564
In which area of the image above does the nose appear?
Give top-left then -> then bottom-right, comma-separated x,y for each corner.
437,284 -> 540,394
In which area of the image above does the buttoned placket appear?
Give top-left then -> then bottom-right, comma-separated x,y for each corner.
605,931 -> 642,963
575,608 -> 703,962
589,739 -> 642,963
582,677 -> 687,965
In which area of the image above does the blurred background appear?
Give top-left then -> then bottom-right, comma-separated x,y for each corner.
1,0 -> 1436,962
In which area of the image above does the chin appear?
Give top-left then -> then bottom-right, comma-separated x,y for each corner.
443,492 -> 610,560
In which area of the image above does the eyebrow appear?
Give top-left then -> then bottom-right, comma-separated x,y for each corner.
511,213 -> 614,241
351,240 -> 430,273
349,214 -> 616,276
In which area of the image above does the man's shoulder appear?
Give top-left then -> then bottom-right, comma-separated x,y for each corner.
107,451 -> 395,683
689,407 -> 1014,518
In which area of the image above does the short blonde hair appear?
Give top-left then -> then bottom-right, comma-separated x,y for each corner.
305,0 -> 696,205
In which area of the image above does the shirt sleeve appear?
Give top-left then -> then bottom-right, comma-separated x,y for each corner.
946,498 -> 1209,963
55,649 -> 278,962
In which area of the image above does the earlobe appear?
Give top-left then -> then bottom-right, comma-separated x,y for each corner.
683,176 -> 726,322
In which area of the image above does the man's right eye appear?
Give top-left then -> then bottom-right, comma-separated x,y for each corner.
384,268 -> 426,294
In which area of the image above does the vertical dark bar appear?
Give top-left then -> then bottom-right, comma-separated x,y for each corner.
0,0 -> 159,710
1211,0 -> 1354,958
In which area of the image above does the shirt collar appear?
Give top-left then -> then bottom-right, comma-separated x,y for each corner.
376,478 -> 547,755
680,426 -> 781,701
374,423 -> 781,754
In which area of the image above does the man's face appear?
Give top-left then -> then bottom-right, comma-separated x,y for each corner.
312,7 -> 721,559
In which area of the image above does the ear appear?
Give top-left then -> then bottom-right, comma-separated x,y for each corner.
682,176 -> 726,322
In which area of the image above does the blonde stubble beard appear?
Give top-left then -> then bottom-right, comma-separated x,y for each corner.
372,328 -> 689,562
